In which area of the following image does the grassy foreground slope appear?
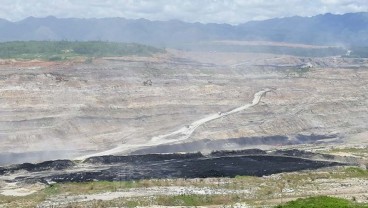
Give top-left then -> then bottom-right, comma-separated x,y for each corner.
276,196 -> 368,208
1,167 -> 368,207
0,41 -> 165,60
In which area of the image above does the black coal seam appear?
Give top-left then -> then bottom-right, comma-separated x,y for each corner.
0,148 -> 338,172
0,160 -> 75,174
6,155 -> 345,184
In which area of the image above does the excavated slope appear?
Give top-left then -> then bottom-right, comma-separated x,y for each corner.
0,53 -> 367,164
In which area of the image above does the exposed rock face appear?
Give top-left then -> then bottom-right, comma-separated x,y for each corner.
0,52 -> 367,164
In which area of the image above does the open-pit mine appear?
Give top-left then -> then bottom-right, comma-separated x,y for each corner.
0,47 -> 368,207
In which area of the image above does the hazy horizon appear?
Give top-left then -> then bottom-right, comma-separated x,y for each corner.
0,11 -> 367,26
0,0 -> 367,24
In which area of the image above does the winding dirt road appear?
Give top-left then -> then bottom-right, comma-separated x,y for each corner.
79,88 -> 271,159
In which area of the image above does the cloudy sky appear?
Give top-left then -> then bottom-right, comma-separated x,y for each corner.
0,0 -> 367,24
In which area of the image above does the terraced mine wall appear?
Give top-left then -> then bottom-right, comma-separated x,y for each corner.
1,55 -> 367,166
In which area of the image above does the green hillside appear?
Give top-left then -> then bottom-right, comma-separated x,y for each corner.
0,41 -> 165,60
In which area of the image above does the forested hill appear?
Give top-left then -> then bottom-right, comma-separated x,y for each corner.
0,12 -> 367,47
0,41 -> 164,60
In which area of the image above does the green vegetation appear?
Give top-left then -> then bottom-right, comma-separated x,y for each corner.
43,181 -> 135,195
327,147 -> 368,157
40,180 -> 180,196
344,167 -> 368,177
64,194 -> 241,208
284,66 -> 312,78
0,41 -> 164,60
276,196 -> 368,208
156,194 -> 240,206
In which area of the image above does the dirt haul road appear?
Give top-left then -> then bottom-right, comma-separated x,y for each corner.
79,88 -> 272,159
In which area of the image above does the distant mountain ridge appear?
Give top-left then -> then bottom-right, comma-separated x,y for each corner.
0,12 -> 367,47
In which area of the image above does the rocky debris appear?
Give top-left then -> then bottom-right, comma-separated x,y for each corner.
143,79 -> 152,86
301,62 -> 313,69
272,149 -> 335,159
210,149 -> 267,157
0,160 -> 75,175
39,186 -> 250,207
272,149 -> 362,165
84,152 -> 203,164
294,134 -> 338,143
0,167 -> 5,175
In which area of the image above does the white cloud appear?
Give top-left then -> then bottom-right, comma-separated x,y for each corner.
0,0 -> 367,24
